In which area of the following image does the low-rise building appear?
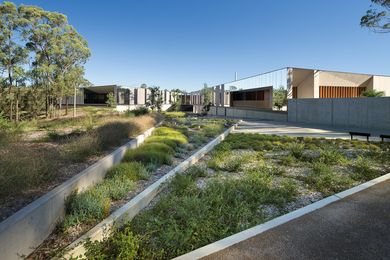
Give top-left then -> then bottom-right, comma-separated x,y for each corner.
187,67 -> 390,110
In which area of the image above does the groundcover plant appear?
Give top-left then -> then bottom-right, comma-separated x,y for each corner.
84,133 -> 389,259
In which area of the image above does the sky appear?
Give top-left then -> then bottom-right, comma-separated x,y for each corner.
8,0 -> 390,91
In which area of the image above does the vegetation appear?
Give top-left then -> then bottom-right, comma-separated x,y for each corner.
361,0 -> 390,33
0,1 -> 90,121
106,93 -> 116,107
84,133 -> 389,258
146,86 -> 163,112
85,165 -> 298,259
61,162 -> 148,231
273,87 -> 288,110
0,109 -> 157,203
201,84 -> 214,113
361,89 -> 385,97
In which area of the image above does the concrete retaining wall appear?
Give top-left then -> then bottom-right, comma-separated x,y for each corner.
62,123 -> 240,259
288,97 -> 390,131
0,125 -> 159,260
208,106 -> 287,122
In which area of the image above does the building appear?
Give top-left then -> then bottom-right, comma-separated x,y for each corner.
64,85 -> 176,111
187,67 -> 390,110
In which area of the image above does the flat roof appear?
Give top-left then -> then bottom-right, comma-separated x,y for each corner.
218,67 -> 390,87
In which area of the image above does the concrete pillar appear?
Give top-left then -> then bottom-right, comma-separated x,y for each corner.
314,70 -> 320,98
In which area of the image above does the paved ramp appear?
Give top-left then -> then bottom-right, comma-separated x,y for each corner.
203,179 -> 390,260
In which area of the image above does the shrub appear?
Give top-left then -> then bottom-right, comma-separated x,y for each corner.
84,227 -> 143,259
96,121 -> 139,149
61,163 -> 149,231
137,142 -> 175,155
305,162 -> 353,196
287,143 -> 305,159
163,111 -> 186,118
106,162 -> 149,181
318,149 -> 347,165
132,107 -> 150,117
85,165 -> 298,259
351,156 -> 382,182
281,154 -> 296,166
62,189 -> 111,230
146,128 -> 188,148
123,149 -> 172,166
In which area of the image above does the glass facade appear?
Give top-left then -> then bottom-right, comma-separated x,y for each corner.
223,68 -> 288,91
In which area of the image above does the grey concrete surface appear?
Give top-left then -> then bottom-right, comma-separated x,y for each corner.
203,179 -> 390,260
288,97 -> 390,131
233,120 -> 388,141
208,106 -> 287,122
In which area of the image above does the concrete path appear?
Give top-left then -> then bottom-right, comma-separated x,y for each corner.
203,179 -> 390,260
233,120 -> 386,141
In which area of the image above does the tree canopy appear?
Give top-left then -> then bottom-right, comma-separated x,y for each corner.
361,0 -> 390,33
0,1 -> 90,121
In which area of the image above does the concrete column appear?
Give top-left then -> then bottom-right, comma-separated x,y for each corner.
221,84 -> 225,107
314,70 -> 320,98
215,85 -> 221,106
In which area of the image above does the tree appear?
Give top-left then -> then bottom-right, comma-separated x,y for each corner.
146,86 -> 163,112
273,87 -> 287,110
361,0 -> 390,33
201,84 -> 213,113
0,2 -> 29,121
106,92 -> 116,107
361,89 -> 385,97
170,88 -> 182,111
20,4 -> 90,117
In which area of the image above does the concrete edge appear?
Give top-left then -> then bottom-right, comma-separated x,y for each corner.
60,122 -> 241,259
0,123 -> 161,260
174,172 -> 390,260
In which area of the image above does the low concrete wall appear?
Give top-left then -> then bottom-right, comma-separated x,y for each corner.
62,122 -> 240,259
208,106 -> 287,122
288,97 -> 390,131
116,104 -> 172,112
0,125 -> 159,260
193,105 -> 204,114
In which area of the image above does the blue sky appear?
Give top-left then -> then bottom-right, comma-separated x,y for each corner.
8,0 -> 390,91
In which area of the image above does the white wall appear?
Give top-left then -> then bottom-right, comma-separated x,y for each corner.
373,76 -> 390,96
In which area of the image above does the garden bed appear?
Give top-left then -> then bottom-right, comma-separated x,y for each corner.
0,112 -> 158,221
28,113 -> 233,259
82,133 -> 390,259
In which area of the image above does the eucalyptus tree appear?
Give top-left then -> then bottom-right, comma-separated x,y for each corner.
0,2 -> 29,121
361,0 -> 390,33
19,4 -> 90,117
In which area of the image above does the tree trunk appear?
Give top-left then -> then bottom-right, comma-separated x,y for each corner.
15,84 -> 19,123
65,97 -> 69,115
